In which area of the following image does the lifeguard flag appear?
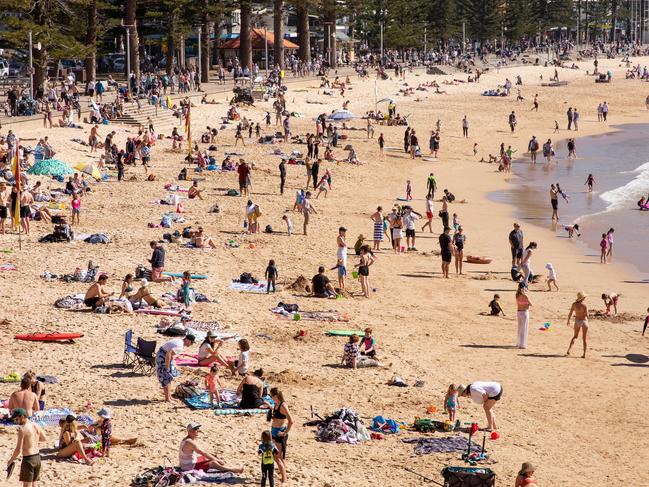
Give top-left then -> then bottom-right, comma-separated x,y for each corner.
12,148 -> 20,229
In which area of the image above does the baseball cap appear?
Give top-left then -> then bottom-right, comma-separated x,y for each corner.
186,422 -> 201,432
10,408 -> 28,421
184,333 -> 196,343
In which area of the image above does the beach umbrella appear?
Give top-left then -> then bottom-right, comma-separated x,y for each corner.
377,97 -> 395,104
73,163 -> 102,179
27,159 -> 74,177
327,109 -> 356,121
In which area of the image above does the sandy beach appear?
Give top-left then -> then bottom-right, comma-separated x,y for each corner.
1,56 -> 648,487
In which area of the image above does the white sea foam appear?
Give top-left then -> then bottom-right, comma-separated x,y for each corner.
600,161 -> 649,210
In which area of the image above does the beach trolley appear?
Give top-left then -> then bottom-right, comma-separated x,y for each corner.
441,466 -> 496,486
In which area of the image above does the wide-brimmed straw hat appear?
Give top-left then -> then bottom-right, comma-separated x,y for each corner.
576,291 -> 587,302
457,384 -> 467,396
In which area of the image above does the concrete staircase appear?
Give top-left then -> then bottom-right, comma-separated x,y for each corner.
112,102 -> 180,132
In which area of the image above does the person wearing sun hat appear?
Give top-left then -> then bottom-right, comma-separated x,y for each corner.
7,407 -> 47,486
566,291 -> 590,358
179,422 -> 244,474
515,461 -> 538,486
93,407 -> 137,457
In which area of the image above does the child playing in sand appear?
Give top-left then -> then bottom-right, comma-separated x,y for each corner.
443,384 -> 460,422
600,233 -> 609,263
553,120 -> 559,133
545,263 -> 559,291
452,213 -> 460,232
282,215 -> 293,236
601,293 -> 619,316
378,133 -> 385,155
258,430 -> 278,487
406,180 -> 412,200
515,462 -> 538,487
642,307 -> 649,336
489,294 -> 505,316
265,260 -> 278,293
204,365 -> 222,408
564,224 -> 580,238
71,192 -> 81,225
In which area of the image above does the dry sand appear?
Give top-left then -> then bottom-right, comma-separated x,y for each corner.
1,56 -> 648,486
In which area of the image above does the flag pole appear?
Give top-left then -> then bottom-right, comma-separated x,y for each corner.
13,141 -> 22,250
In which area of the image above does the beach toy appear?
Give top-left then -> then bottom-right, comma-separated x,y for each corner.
400,246 -> 406,252
293,313 -> 301,321
490,431 -> 500,440
426,406 -> 437,414
248,242 -> 256,249
470,422 -> 480,435
351,271 -> 359,279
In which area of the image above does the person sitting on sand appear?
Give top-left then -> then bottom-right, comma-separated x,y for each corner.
57,415 -> 95,465
341,335 -> 360,369
8,376 -> 40,417
191,226 -> 217,248
188,181 -> 204,200
129,279 -> 168,308
237,368 -> 269,409
119,273 -> 135,299
197,331 -> 230,368
359,328 -> 377,358
179,423 -> 244,473
515,462 -> 538,486
310,266 -> 336,298
488,294 -> 505,316
84,274 -> 114,310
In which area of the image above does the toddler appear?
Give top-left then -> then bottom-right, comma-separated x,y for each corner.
443,384 -> 460,422
282,215 -> 293,236
489,294 -> 505,316
545,263 -> 558,291
204,365 -> 222,408
265,259 -> 278,293
258,430 -> 278,487
406,180 -> 412,200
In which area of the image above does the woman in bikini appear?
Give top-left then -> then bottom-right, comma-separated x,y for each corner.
129,280 -> 168,309
566,292 -> 589,358
57,415 -> 95,465
269,388 -> 293,483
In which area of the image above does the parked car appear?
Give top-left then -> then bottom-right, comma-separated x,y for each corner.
0,60 -> 9,78
9,61 -> 26,77
112,58 -> 125,72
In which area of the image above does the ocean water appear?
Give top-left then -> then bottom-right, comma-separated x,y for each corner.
490,124 -> 649,277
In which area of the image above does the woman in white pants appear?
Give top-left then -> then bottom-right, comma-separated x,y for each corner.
520,242 -> 537,285
515,284 -> 531,348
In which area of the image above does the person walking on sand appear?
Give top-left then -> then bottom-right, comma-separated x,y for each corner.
573,108 -> 580,130
508,111 -> 517,133
462,116 -> 469,137
606,228 -> 615,259
7,408 -> 47,487
566,107 -> 573,130
602,101 -> 609,121
509,222 -> 524,266
426,172 -> 437,199
458,382 -> 502,431
422,194 -> 434,233
515,284 -> 531,349
566,292 -> 589,358
528,136 -> 539,163
531,94 -> 539,111
439,226 -> 453,278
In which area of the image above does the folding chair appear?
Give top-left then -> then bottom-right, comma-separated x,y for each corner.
132,338 -> 157,376
123,329 -> 138,367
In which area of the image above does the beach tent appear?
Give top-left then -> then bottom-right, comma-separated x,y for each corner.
327,109 -> 356,121
74,163 -> 102,179
27,159 -> 74,177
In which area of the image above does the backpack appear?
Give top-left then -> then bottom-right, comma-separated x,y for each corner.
239,272 -> 257,284
278,302 -> 299,313
172,380 -> 200,399
226,189 -> 240,196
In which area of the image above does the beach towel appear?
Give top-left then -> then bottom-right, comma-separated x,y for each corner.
401,436 -> 481,455
135,308 -> 185,317
2,408 -> 93,428
183,389 -> 273,414
54,294 -> 85,309
175,353 -> 236,368
229,281 -> 268,293
271,308 -> 350,322
0,263 -> 17,271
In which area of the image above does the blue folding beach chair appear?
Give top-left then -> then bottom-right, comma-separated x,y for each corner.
123,329 -> 138,367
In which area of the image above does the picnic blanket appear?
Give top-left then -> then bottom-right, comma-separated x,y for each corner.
1,408 -> 93,428
229,281 -> 268,293
183,389 -> 273,415
134,308 -> 185,317
401,435 -> 481,455
54,294 -> 86,309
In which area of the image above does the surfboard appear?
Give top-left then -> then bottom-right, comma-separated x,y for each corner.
15,333 -> 84,342
162,272 -> 209,279
325,330 -> 365,337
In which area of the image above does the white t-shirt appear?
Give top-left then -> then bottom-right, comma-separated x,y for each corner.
403,213 -> 420,230
468,382 -> 502,404
198,342 -> 213,360
237,350 -> 250,374
161,338 -> 184,355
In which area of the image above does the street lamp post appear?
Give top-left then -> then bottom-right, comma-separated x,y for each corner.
121,21 -> 137,83
197,25 -> 202,84
264,25 -> 269,74
28,31 -> 33,98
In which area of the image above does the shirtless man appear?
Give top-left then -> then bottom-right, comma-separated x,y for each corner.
20,190 -> 34,235
179,423 -> 244,474
566,292 -> 589,358
0,182 -> 9,233
89,124 -> 100,153
7,408 -> 46,487
550,184 -> 559,221
8,377 -> 40,417
84,274 -> 113,310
